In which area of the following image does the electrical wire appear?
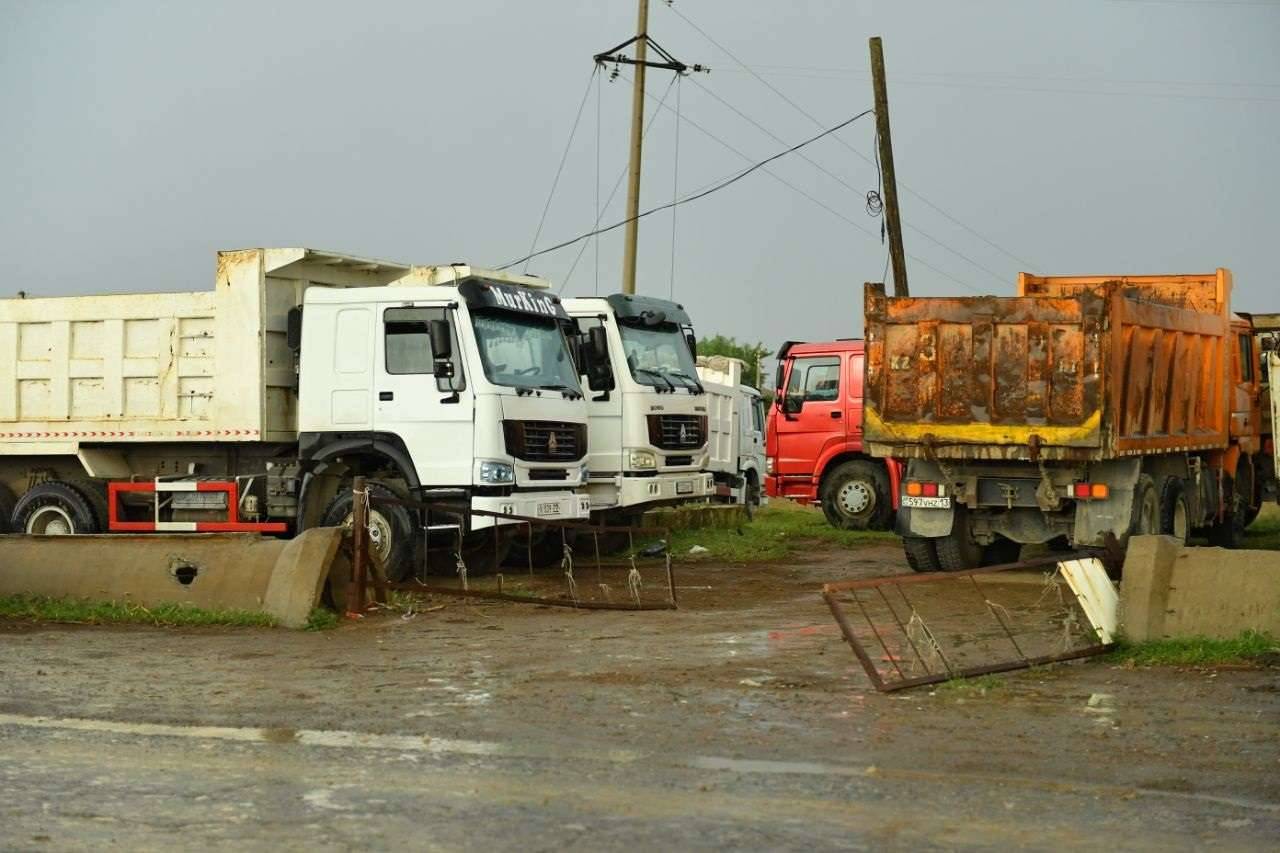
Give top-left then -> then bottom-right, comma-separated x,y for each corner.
662,1 -> 1042,271
523,68 -> 597,273
498,109 -> 875,271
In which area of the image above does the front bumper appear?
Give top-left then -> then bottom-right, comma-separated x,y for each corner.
585,472 -> 716,511
470,491 -> 592,530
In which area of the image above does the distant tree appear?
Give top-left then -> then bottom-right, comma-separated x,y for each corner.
697,334 -> 771,389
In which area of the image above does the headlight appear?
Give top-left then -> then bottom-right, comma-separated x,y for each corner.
628,449 -> 657,470
766,456 -> 775,474
478,460 -> 515,484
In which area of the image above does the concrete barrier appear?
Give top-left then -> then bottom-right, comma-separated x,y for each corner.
1121,535 -> 1280,641
0,528 -> 344,629
642,503 -> 747,531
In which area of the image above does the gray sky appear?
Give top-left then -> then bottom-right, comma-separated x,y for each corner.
3,0 -> 1278,353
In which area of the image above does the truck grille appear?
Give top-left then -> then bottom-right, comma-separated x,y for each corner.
647,414 -> 706,450
528,468 -> 568,481
503,420 -> 586,462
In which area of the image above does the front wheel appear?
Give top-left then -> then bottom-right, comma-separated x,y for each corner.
321,481 -> 418,582
12,481 -> 103,535
820,460 -> 892,531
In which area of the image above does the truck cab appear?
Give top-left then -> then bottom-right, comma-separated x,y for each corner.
561,294 -> 715,529
697,356 -> 767,509
297,265 -> 593,570
766,340 -> 899,530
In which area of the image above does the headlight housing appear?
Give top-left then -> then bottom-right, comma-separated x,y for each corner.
478,460 -> 515,484
628,449 -> 657,470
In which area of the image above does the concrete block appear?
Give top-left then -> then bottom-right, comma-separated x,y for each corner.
1121,535 -> 1280,641
0,529 -> 346,628
642,504 -> 747,531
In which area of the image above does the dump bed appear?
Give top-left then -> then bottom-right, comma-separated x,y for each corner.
863,271 -> 1234,461
0,248 -> 410,450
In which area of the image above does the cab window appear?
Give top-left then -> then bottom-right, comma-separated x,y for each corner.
785,357 -> 841,403
1239,334 -> 1254,382
384,307 -> 464,391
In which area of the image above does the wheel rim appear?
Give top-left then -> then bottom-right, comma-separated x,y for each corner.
27,505 -> 75,536
837,480 -> 874,516
1172,500 -> 1189,542
343,509 -> 395,564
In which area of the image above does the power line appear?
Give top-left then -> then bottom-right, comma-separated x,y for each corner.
620,77 -> 987,295
498,109 -> 876,271
662,2 -> 1042,271
716,66 -> 1280,91
523,68 -> 597,273
684,76 -> 1011,287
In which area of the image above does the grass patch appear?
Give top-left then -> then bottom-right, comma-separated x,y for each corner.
643,500 -> 896,563
1106,630 -> 1277,667
936,674 -> 1004,694
304,607 -> 340,631
0,595 -> 277,628
1244,502 -> 1280,551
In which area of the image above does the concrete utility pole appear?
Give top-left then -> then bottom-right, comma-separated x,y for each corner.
621,0 -> 650,296
869,36 -> 909,297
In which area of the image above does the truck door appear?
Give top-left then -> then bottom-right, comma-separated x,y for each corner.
741,392 -> 764,472
774,356 -> 846,489
846,351 -> 865,449
374,306 -> 473,487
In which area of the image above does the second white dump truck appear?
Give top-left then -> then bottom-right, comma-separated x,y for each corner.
697,356 -> 767,512
0,248 -> 591,578
562,294 -> 714,543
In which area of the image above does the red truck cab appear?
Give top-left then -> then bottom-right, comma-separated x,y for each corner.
766,340 -> 900,530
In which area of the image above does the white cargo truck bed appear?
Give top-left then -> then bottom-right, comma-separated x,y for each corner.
0,248 -> 409,452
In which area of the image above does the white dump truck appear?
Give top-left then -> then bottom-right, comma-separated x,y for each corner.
0,248 -> 591,577
561,294 -> 714,542
697,356 -> 767,512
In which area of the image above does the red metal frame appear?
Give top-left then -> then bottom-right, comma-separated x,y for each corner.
107,480 -> 287,533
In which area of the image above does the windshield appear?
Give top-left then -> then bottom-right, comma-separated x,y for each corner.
471,310 -> 584,394
617,322 -> 700,392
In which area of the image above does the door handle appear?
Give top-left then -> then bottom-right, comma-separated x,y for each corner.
379,391 -> 394,401
830,411 -> 842,419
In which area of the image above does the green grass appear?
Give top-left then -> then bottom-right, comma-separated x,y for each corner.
1106,630 -> 1277,667
1244,503 -> 1280,551
303,607 -> 340,631
643,500 -> 896,563
0,595 -> 278,628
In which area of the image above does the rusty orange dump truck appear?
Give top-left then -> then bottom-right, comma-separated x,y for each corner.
863,270 -> 1275,572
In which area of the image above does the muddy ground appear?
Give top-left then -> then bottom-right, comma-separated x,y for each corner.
1,542 -> 1277,851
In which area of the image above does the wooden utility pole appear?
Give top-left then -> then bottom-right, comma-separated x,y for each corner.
869,36 -> 909,297
620,0 -> 650,296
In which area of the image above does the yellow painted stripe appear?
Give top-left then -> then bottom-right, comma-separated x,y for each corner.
864,409 -> 1102,446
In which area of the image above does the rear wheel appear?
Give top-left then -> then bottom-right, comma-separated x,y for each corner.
12,481 -> 103,535
820,460 -> 892,531
902,536 -> 941,573
321,481 -> 418,581
933,506 -> 983,572
1208,482 -> 1247,549
1158,477 -> 1190,544
1128,474 -> 1159,540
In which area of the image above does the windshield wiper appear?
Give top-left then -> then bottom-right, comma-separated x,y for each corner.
665,370 -> 704,394
633,367 -> 676,392
539,383 -> 583,400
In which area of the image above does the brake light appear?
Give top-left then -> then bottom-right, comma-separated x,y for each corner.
906,481 -> 922,497
1073,483 -> 1091,499
1072,482 -> 1110,500
922,482 -> 939,497
1091,483 -> 1109,499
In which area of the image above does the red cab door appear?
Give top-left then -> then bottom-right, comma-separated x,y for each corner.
772,355 -> 846,501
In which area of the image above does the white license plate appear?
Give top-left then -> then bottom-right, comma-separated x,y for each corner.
536,501 -> 562,517
676,480 -> 694,495
902,495 -> 952,509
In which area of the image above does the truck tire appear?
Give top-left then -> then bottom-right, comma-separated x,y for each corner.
1208,487 -> 1247,549
1128,474 -> 1159,539
902,536 -> 941,572
12,481 -> 103,535
820,460 -> 892,531
1158,477 -> 1190,544
743,473 -> 761,521
321,481 -> 417,582
933,506 -> 983,572
67,478 -> 110,531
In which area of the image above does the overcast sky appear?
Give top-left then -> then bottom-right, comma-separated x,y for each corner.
3,0 -> 1278,353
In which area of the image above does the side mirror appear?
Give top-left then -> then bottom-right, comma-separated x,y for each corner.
428,319 -> 452,360
774,364 -> 785,395
782,395 -> 803,415
433,360 -> 455,380
286,306 -> 303,351
685,332 -> 697,360
589,325 -> 609,360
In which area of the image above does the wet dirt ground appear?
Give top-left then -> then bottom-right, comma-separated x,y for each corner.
1,542 -> 1277,850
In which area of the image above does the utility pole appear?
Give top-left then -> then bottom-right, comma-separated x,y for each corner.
869,36 -> 909,297
621,0 -> 649,297
595,5 -> 706,295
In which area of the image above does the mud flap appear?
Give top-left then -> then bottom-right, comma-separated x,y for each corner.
1072,458 -> 1141,546
896,505 -> 955,538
